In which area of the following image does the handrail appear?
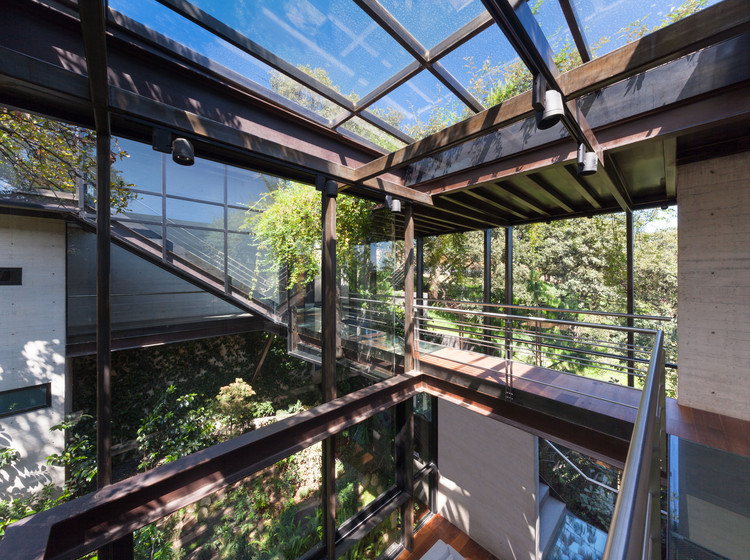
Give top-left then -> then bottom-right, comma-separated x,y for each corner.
415,304 -> 658,335
544,440 -> 619,494
602,331 -> 665,560
419,298 -> 672,322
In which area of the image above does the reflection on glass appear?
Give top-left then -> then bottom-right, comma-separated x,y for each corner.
227,167 -> 277,208
167,225 -> 225,278
166,157 -> 224,203
379,0 -> 486,50
339,116 -> 406,152
369,71 -> 466,140
114,192 -> 162,220
132,446 -> 323,559
335,412 -> 396,526
166,197 -> 224,229
188,0 -> 413,99
570,0 -> 721,60
112,138 -> 162,193
337,510 -> 401,560
437,26 -> 523,107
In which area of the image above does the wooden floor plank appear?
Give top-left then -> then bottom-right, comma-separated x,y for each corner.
398,515 -> 499,560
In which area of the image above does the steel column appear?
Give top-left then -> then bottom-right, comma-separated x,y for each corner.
320,176 -> 338,560
396,399 -> 415,550
483,229 -> 492,342
404,203 -> 415,372
505,227 -> 514,397
626,211 -> 635,387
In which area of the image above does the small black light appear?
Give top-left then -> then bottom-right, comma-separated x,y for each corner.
171,137 -> 195,166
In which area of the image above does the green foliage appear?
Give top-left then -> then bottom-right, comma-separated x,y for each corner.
0,448 -> 18,469
137,385 -> 217,471
0,108 -> 136,212
47,414 -> 97,499
212,378 -> 259,437
134,518 -> 182,560
0,484 -> 61,539
246,183 -> 375,289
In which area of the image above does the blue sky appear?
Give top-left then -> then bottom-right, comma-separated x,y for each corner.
110,0 -> 721,142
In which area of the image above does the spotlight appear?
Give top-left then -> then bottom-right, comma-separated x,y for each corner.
171,138 -> 195,166
532,74 -> 564,130
577,143 -> 597,176
385,195 -> 402,213
661,204 -> 669,210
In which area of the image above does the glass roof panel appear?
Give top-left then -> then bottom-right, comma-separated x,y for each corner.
570,0 -> 723,59
110,0 -> 346,122
367,70 -> 466,141
532,0 -> 579,68
438,25 -> 527,108
379,0 -> 487,50
339,117 -> 407,152
186,0 -> 414,99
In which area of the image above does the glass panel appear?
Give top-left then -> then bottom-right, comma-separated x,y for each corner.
227,207 -> 250,232
438,26 -> 527,107
368,70 -> 466,140
167,225 -> 225,279
112,137 -> 162,194
669,435 -> 750,560
166,197 -> 224,229
228,232 -> 279,304
570,0 -> 723,59
109,0 -> 348,121
337,510 -> 401,560
129,448 -> 323,559
413,394 -> 434,467
339,116 -> 406,152
114,192 -> 162,221
227,167 -> 279,209
186,0 -> 414,99
166,157 -> 224,203
379,0 -> 486,50
0,384 -> 49,417
532,0 -> 576,60
335,411 -> 396,525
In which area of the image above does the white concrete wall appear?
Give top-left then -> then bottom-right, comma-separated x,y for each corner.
678,151 -> 750,421
437,399 -> 537,560
0,215 -> 66,498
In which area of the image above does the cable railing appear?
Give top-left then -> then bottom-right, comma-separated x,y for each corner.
415,303 -> 659,390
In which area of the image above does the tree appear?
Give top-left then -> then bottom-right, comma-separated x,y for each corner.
0,107 -> 135,212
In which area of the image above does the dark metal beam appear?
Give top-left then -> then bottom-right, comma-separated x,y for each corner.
396,399 -> 415,550
557,0 -> 592,63
663,137 -> 677,199
461,188 -> 530,220
505,226 -> 513,306
626,211 -> 635,388
515,174 -> 575,214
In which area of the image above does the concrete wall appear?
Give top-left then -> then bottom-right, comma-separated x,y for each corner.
678,151 -> 750,421
0,215 -> 66,497
437,399 -> 537,560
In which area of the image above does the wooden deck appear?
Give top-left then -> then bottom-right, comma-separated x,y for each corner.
419,347 -> 750,459
398,515 -> 499,560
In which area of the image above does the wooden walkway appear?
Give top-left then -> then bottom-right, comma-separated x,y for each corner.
419,347 -> 750,459
398,515 -> 499,560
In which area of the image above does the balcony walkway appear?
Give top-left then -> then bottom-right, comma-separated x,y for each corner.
418,347 -> 750,459
398,514 -> 499,560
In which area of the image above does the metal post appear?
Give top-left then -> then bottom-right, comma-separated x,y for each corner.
404,203 -> 415,372
396,399 -> 415,550
96,132 -> 112,490
483,229 -> 492,343
627,211 -> 635,387
161,153 -> 167,262
223,165 -> 229,294
320,176 -> 337,560
505,227 -> 514,398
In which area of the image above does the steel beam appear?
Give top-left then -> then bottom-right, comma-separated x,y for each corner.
557,0 -> 591,63
404,203 -> 415,372
626,211 -> 635,388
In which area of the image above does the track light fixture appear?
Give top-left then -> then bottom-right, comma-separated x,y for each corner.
151,128 -> 195,166
385,195 -> 402,213
171,138 -> 195,166
532,74 -> 564,130
577,143 -> 597,176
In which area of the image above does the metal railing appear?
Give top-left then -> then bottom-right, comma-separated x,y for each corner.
602,331 -> 666,560
414,301 -> 663,396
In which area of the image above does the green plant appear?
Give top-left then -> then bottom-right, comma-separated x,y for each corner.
137,385 -> 217,471
47,414 -> 97,499
0,448 -> 18,469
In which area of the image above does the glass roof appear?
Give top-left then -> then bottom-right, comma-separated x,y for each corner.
107,0 -> 727,154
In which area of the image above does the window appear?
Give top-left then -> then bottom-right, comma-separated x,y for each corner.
0,384 -> 51,417
0,268 -> 22,285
